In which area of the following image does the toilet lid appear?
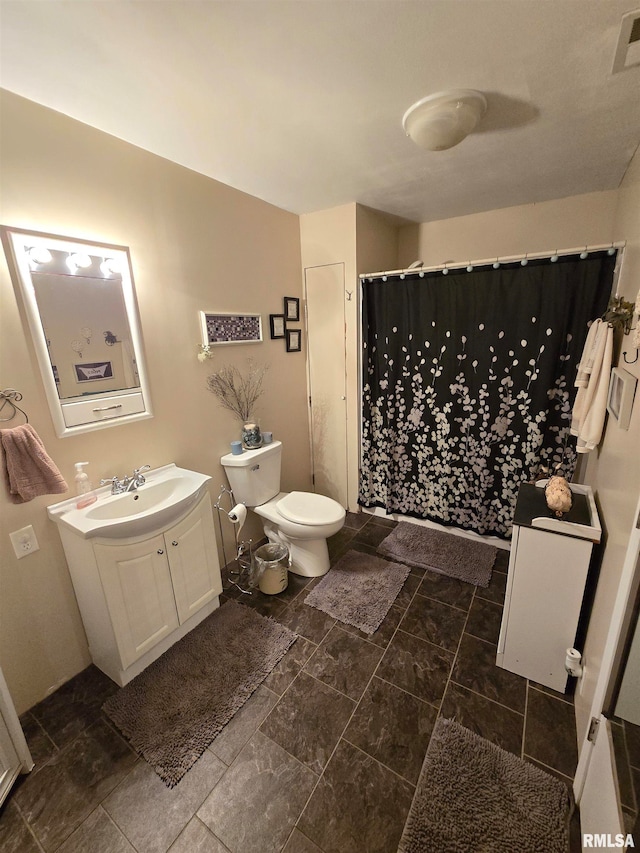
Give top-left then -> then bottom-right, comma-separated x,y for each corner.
276,491 -> 345,526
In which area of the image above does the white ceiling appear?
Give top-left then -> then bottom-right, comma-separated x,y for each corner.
1,1 -> 640,223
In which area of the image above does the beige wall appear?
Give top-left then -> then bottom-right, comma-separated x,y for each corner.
575,147 -> 640,744
0,90 -> 310,714
405,190 -> 618,266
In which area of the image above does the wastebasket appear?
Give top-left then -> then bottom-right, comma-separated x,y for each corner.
254,542 -> 289,595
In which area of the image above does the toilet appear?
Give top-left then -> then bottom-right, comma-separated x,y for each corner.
221,440 -> 345,577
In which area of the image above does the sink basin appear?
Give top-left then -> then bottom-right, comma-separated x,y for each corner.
47,464 -> 212,539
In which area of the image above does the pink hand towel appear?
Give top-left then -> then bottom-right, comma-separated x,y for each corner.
1,424 -> 68,504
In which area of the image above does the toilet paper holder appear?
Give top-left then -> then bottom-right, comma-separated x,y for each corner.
213,485 -> 252,595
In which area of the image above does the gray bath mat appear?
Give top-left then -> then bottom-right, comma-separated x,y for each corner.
304,549 -> 410,635
399,718 -> 571,853
103,600 -> 297,786
377,522 -> 496,587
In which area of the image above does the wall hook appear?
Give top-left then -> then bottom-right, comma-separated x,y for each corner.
623,349 -> 639,365
346,290 -> 353,301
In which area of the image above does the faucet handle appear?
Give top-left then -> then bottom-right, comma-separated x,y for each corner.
133,465 -> 151,484
100,475 -> 126,495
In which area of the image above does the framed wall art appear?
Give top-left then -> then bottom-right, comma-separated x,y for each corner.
607,366 -> 637,430
284,297 -> 300,322
286,328 -> 302,353
269,313 -> 286,339
200,311 -> 263,346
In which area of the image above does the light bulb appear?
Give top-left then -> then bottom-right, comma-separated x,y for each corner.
27,246 -> 52,265
66,252 -> 92,272
100,257 -> 120,276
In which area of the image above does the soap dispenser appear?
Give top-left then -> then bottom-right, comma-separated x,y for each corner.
75,462 -> 97,509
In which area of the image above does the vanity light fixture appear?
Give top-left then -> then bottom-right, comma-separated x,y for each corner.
27,246 -> 53,265
402,90 -> 487,152
66,252 -> 92,273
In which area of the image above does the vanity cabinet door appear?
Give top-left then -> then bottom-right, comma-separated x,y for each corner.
95,536 -> 180,669
165,493 -> 222,625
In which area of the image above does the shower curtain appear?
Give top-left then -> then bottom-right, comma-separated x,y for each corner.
359,253 -> 615,538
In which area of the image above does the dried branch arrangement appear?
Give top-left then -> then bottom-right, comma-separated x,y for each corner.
206,360 -> 268,422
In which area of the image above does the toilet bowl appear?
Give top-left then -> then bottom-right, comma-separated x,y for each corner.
220,441 -> 345,577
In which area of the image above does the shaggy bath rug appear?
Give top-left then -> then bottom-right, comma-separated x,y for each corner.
103,600 -> 297,786
377,522 -> 497,587
304,549 -> 411,634
398,718 -> 572,853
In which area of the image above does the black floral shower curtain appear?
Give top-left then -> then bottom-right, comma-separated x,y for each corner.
359,253 -> 614,538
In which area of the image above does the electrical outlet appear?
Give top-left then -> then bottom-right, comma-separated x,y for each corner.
9,525 -> 40,559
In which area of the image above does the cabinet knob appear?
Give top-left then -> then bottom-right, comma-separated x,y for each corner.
172,540 -> 178,546
157,549 -> 164,555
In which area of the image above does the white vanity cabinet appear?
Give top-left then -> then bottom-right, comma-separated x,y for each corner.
54,491 -> 223,686
497,481 -> 601,692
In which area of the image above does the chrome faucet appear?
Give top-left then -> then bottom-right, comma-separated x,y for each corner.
125,466 -> 151,492
100,465 -> 151,495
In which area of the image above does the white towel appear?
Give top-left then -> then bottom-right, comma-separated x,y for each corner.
570,318 -> 613,453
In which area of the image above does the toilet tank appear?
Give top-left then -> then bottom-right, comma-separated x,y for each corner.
220,440 -> 282,507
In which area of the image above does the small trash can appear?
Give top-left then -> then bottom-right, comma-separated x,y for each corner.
254,542 -> 289,595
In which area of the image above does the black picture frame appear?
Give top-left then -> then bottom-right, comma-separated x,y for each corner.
269,313 -> 286,339
286,329 -> 302,352
284,296 -> 300,322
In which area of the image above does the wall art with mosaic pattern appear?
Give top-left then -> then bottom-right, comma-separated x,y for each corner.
199,311 -> 263,346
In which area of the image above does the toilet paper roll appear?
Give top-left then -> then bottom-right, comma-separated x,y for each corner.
565,647 -> 583,676
228,503 -> 247,531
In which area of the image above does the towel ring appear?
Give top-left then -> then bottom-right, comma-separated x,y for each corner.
0,389 -> 29,424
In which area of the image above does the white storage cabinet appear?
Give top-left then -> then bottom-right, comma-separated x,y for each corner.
496,481 -> 601,692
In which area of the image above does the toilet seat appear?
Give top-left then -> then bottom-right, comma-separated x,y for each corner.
276,491 -> 344,526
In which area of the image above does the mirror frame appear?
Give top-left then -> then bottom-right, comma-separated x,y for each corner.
2,227 -> 153,437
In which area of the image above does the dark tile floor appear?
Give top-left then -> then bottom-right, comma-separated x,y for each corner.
1,512 -> 582,852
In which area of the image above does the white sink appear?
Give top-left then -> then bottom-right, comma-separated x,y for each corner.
47,464 -> 212,539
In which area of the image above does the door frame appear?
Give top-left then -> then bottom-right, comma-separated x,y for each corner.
574,493 -> 640,830
0,667 -> 33,806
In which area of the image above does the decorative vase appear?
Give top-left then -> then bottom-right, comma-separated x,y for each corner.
241,421 -> 262,450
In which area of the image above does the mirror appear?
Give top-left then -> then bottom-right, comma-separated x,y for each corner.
2,227 -> 153,437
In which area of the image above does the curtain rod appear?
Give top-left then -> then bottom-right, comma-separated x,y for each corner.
359,241 -> 626,280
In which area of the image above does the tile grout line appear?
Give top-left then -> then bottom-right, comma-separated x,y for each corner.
282,541 -> 427,851
12,797 -> 46,853
434,587 -> 476,718
340,736 -> 418,789
447,679 -> 526,719
522,680 -> 530,761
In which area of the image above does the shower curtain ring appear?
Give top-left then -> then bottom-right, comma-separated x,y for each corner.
493,258 -> 500,269
521,254 -> 528,266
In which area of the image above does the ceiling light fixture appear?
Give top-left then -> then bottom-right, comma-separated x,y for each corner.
402,89 -> 487,151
